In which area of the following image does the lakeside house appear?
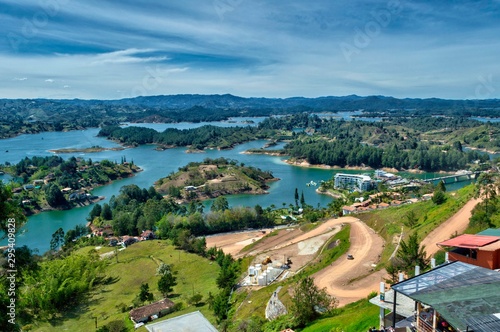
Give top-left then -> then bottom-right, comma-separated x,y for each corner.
341,194 -> 410,215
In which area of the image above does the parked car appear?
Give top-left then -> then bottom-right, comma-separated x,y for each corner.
347,254 -> 354,260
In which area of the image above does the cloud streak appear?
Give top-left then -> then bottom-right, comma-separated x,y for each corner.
0,0 -> 499,99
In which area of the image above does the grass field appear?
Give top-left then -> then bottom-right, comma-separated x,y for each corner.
357,184 -> 475,264
26,185 -> 477,331
299,297 -> 379,332
29,240 -> 220,332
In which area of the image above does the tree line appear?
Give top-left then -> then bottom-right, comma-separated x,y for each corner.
99,125 -> 260,149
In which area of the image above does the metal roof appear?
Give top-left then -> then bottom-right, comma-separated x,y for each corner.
369,289 -> 415,318
465,313 -> 500,332
477,228 -> 500,237
437,234 -> 499,249
391,261 -> 500,331
146,311 -> 218,332
480,240 -> 500,252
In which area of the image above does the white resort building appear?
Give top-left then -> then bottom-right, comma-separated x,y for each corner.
334,173 -> 373,192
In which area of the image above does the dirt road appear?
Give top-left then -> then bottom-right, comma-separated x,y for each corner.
207,216 -> 385,306
421,197 -> 481,257
312,217 -> 385,307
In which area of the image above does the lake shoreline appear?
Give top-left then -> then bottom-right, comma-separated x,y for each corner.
283,158 -> 455,174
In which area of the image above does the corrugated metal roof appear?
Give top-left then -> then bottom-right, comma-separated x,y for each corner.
477,228 -> 500,237
480,240 -> 500,252
464,313 -> 500,332
438,234 -> 499,249
391,261 -> 500,331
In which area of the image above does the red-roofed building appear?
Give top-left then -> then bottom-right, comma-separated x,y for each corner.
438,234 -> 500,270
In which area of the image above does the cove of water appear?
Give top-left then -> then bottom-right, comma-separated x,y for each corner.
0,118 -> 476,253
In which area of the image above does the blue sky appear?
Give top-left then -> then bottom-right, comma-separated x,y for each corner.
1,0 -> 500,100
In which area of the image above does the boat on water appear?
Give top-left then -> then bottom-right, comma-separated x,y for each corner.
306,180 -> 317,187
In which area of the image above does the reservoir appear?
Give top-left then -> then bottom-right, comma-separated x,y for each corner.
0,119 -> 475,252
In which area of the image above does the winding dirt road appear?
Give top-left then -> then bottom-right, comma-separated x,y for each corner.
207,196 -> 481,308
312,217 -> 385,306
421,197 -> 481,257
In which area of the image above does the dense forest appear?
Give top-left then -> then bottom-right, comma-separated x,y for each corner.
88,183 -> 275,242
98,124 -> 261,149
99,113 -> 494,172
1,94 -> 500,138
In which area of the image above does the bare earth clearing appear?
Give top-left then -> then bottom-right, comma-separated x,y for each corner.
205,197 -> 480,307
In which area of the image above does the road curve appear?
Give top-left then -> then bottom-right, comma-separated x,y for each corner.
312,217 -> 385,307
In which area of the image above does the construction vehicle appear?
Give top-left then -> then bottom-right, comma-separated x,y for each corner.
262,256 -> 272,265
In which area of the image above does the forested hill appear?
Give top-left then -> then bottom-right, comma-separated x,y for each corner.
1,94 -> 500,138
2,94 -> 500,121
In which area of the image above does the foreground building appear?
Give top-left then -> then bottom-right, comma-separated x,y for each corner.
438,234 -> 500,270
371,261 -> 500,331
145,311 -> 218,332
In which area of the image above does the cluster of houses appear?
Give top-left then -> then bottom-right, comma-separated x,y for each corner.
87,222 -> 155,247
341,192 -> 433,216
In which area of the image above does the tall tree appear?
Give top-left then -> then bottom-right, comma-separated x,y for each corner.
432,190 -> 446,205
404,210 -> 418,228
474,172 -> 499,216
139,283 -> 153,303
44,183 -> 67,207
211,196 -> 229,212
0,182 -> 27,237
156,263 -> 173,276
100,203 -> 113,220
50,227 -> 65,251
396,232 -> 429,276
157,272 -> 177,298
436,180 -> 446,192
290,276 -> 337,326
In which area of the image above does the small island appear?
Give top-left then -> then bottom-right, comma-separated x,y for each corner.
155,157 -> 278,203
1,155 -> 141,215
48,145 -> 125,154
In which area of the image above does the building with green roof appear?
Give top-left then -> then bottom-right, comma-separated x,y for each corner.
389,261 -> 500,332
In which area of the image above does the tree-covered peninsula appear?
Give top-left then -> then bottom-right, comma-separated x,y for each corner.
0,155 -> 141,215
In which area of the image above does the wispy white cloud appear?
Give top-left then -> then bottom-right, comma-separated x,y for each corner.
89,48 -> 169,66
0,0 -> 499,99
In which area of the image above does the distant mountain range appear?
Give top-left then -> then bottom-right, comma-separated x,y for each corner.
1,94 -> 500,124
67,94 -> 500,112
